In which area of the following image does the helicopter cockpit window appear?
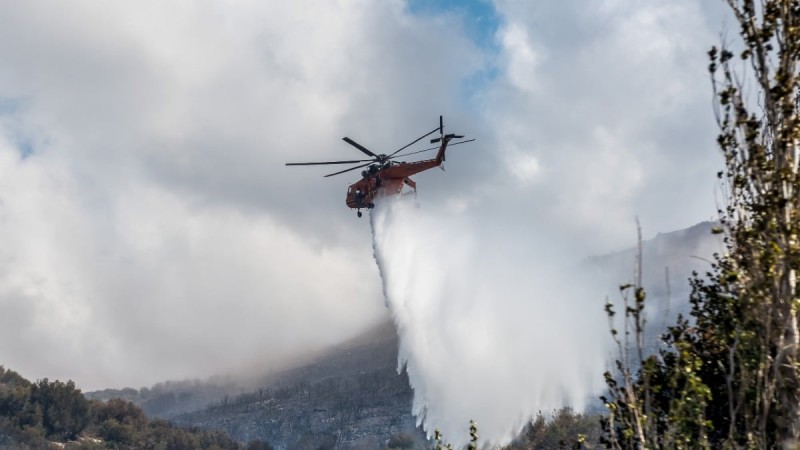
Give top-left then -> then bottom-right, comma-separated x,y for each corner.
348,187 -> 352,194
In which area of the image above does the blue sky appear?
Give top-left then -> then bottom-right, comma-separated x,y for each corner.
407,0 -> 501,50
406,0 -> 501,109
0,97 -> 35,158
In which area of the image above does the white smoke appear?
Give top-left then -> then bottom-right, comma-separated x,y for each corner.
370,196 -> 609,448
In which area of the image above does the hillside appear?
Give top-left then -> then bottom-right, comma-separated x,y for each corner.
584,221 -> 721,320
171,321 -> 420,450
0,366 -> 272,450
88,322 -> 421,450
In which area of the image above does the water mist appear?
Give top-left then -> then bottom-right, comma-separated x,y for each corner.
370,197 -> 609,448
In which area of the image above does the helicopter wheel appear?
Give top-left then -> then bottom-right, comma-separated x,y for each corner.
357,210 -> 362,218
368,203 -> 375,209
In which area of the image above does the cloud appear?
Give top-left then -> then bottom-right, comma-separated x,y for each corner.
485,0 -> 725,251
0,0 -> 488,390
0,128 -> 390,388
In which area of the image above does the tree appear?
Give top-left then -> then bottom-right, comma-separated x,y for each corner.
602,0 -> 800,448
708,1 -> 800,447
94,397 -> 147,429
28,378 -> 91,440
503,408 -> 600,450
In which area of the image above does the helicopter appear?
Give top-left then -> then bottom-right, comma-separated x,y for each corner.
286,116 -> 474,217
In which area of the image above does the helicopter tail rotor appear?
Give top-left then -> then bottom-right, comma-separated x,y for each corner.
430,116 -> 463,146
430,115 -> 445,144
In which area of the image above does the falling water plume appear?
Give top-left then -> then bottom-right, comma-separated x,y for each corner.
370,196 -> 608,448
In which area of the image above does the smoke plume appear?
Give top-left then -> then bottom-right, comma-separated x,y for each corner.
370,197 -> 609,448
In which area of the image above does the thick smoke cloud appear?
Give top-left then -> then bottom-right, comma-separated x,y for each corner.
0,130 -> 385,389
0,0 -> 484,389
371,197 -> 608,448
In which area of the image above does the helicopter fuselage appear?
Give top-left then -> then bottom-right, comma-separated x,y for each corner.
345,142 -> 447,211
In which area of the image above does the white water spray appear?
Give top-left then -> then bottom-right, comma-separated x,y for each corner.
371,197 -> 609,448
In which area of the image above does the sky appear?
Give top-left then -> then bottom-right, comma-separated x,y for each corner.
0,0 -> 732,406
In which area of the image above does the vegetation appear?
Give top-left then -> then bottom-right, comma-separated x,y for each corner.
387,432 -> 416,449
503,408 -> 601,450
0,365 -> 274,450
601,0 -> 800,448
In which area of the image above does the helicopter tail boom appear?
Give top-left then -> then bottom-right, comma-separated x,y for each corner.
435,133 -> 460,164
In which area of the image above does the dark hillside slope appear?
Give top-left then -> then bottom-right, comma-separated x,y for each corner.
172,321 -> 421,450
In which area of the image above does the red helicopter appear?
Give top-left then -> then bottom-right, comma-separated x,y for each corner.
286,116 -> 474,217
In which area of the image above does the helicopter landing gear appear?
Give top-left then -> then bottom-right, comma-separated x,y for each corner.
357,210 -> 362,218
368,203 -> 375,209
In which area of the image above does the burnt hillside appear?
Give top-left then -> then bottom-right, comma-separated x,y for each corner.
172,321 -> 423,450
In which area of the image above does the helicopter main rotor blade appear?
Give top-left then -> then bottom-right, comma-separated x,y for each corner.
286,159 -> 373,166
390,147 -> 437,159
387,126 -> 441,158
324,161 -> 374,178
390,139 -> 476,159
342,137 -> 378,158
